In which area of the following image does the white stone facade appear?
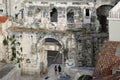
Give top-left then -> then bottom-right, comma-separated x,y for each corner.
108,1 -> 120,41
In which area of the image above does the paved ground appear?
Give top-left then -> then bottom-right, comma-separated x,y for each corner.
20,64 -> 64,80
0,65 -> 14,78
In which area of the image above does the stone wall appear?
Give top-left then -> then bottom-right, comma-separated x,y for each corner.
9,30 -> 76,75
4,0 -> 116,75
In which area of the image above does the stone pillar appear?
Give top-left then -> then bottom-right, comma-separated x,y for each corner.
39,48 -> 48,74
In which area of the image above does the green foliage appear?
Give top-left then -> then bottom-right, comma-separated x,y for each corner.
17,42 -> 21,46
20,47 -> 22,52
3,38 -> 8,46
11,40 -> 16,45
11,46 -> 16,60
12,35 -> 15,39
3,34 -> 23,66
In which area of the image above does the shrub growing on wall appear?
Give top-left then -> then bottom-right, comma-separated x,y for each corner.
3,34 -> 23,67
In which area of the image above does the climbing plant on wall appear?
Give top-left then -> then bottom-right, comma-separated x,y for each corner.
3,34 -> 23,67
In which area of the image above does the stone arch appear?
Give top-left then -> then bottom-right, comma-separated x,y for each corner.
36,35 -> 65,59
37,35 -> 64,49
95,0 -> 115,9
96,3 -> 113,9
36,35 -> 65,72
96,5 -> 113,32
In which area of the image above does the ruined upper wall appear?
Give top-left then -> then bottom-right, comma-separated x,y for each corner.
22,1 -> 94,31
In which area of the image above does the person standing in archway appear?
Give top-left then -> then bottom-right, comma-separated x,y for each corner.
58,65 -> 62,74
54,65 -> 57,74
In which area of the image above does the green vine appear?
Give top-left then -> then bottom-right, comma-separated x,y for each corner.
3,38 -> 8,45
3,34 -> 23,67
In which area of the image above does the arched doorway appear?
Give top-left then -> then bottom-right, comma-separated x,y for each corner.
43,38 -> 62,67
97,5 -> 113,32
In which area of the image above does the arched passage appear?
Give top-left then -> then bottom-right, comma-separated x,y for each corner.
37,36 -> 64,67
97,5 -> 113,32
45,38 -> 62,66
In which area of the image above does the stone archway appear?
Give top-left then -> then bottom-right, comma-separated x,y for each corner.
96,5 -> 113,32
44,38 -> 62,66
36,36 -> 64,71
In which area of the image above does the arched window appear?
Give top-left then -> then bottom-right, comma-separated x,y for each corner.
67,9 -> 74,23
50,8 -> 58,22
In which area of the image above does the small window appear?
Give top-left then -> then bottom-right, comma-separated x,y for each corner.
50,8 -> 58,22
86,9 -> 89,16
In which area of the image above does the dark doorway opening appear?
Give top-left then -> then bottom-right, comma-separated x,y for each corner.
44,38 -> 62,67
98,15 -> 107,32
97,5 -> 113,32
47,50 -> 62,67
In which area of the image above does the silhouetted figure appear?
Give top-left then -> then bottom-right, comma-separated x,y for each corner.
58,65 -> 61,73
54,65 -> 57,74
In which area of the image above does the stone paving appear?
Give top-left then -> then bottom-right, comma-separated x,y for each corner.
20,64 -> 65,80
0,65 -> 14,78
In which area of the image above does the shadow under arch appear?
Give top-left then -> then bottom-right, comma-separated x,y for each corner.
96,5 -> 113,32
67,7 -> 75,23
